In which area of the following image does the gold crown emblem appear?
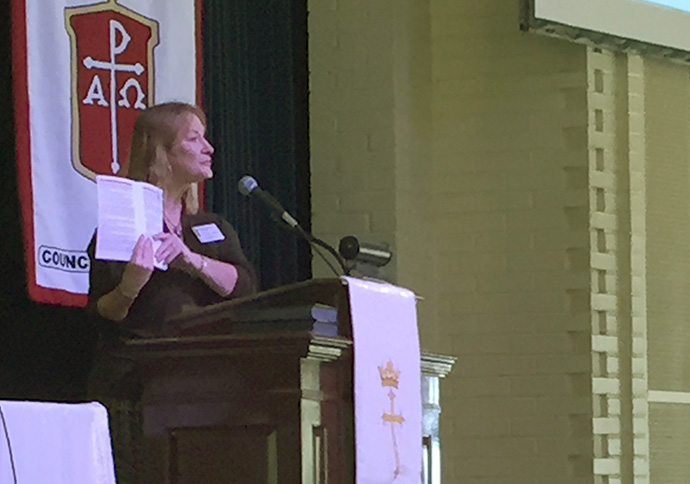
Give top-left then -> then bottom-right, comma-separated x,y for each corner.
378,360 -> 401,388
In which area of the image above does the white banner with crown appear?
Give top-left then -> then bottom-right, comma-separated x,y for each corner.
346,277 -> 423,484
13,0 -> 200,306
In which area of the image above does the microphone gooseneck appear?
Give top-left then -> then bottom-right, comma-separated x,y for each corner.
238,175 -> 301,230
238,175 -> 349,276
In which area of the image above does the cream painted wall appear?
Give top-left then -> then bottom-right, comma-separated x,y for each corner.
308,0 -> 690,482
645,57 -> 690,482
307,0 -> 439,344
428,2 -> 592,481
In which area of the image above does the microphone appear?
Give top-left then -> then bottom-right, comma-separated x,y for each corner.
238,175 -> 301,231
338,236 -> 392,267
238,174 -> 350,276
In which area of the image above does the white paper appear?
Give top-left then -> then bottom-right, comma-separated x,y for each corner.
95,175 -> 166,270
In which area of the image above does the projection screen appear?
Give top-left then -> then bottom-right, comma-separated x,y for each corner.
521,0 -> 690,63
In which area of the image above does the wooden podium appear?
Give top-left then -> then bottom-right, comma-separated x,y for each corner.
121,279 -> 454,484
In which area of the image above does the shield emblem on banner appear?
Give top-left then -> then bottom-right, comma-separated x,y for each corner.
65,1 -> 159,180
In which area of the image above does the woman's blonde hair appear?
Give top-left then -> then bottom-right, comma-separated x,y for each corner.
125,102 -> 207,214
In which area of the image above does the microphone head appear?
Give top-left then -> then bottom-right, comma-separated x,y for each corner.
238,175 -> 259,196
338,236 -> 360,260
339,236 -> 392,267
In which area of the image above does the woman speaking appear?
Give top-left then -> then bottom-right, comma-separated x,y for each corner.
87,102 -> 257,483
89,102 -> 256,336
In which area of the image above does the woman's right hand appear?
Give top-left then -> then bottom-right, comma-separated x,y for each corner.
119,235 -> 154,298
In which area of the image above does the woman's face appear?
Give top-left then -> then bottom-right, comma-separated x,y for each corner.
169,113 -> 214,185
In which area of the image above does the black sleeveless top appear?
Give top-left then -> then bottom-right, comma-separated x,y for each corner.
87,211 -> 257,337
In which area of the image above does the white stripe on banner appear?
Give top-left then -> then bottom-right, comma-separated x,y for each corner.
16,0 -> 199,305
345,276 -> 422,484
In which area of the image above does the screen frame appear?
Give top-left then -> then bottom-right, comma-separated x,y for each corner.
520,0 -> 690,64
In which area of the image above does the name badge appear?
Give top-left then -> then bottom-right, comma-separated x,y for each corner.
191,223 -> 225,244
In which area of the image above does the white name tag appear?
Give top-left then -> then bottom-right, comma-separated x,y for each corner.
191,223 -> 225,244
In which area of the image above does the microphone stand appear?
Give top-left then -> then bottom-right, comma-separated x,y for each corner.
238,175 -> 349,277
287,223 -> 351,277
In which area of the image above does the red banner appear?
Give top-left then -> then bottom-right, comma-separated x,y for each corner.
12,0 -> 203,306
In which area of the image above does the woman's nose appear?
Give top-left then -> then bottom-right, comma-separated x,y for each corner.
204,138 -> 214,154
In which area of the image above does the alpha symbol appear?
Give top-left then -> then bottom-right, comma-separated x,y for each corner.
81,19 -> 147,174
66,0 -> 159,180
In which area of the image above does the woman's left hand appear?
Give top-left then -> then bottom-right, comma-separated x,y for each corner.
153,232 -> 198,271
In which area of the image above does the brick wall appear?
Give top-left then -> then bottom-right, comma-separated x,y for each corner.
645,57 -> 690,394
428,1 -> 593,481
645,57 -> 690,482
308,0 -> 397,276
308,0 -> 439,344
308,0 -> 690,482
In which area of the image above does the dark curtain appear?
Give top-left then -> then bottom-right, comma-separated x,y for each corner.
202,0 -> 312,290
0,0 -> 310,399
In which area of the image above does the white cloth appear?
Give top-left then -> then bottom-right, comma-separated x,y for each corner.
345,277 -> 422,484
0,401 -> 115,484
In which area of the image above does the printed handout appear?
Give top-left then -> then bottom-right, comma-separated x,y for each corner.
95,175 -> 167,270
